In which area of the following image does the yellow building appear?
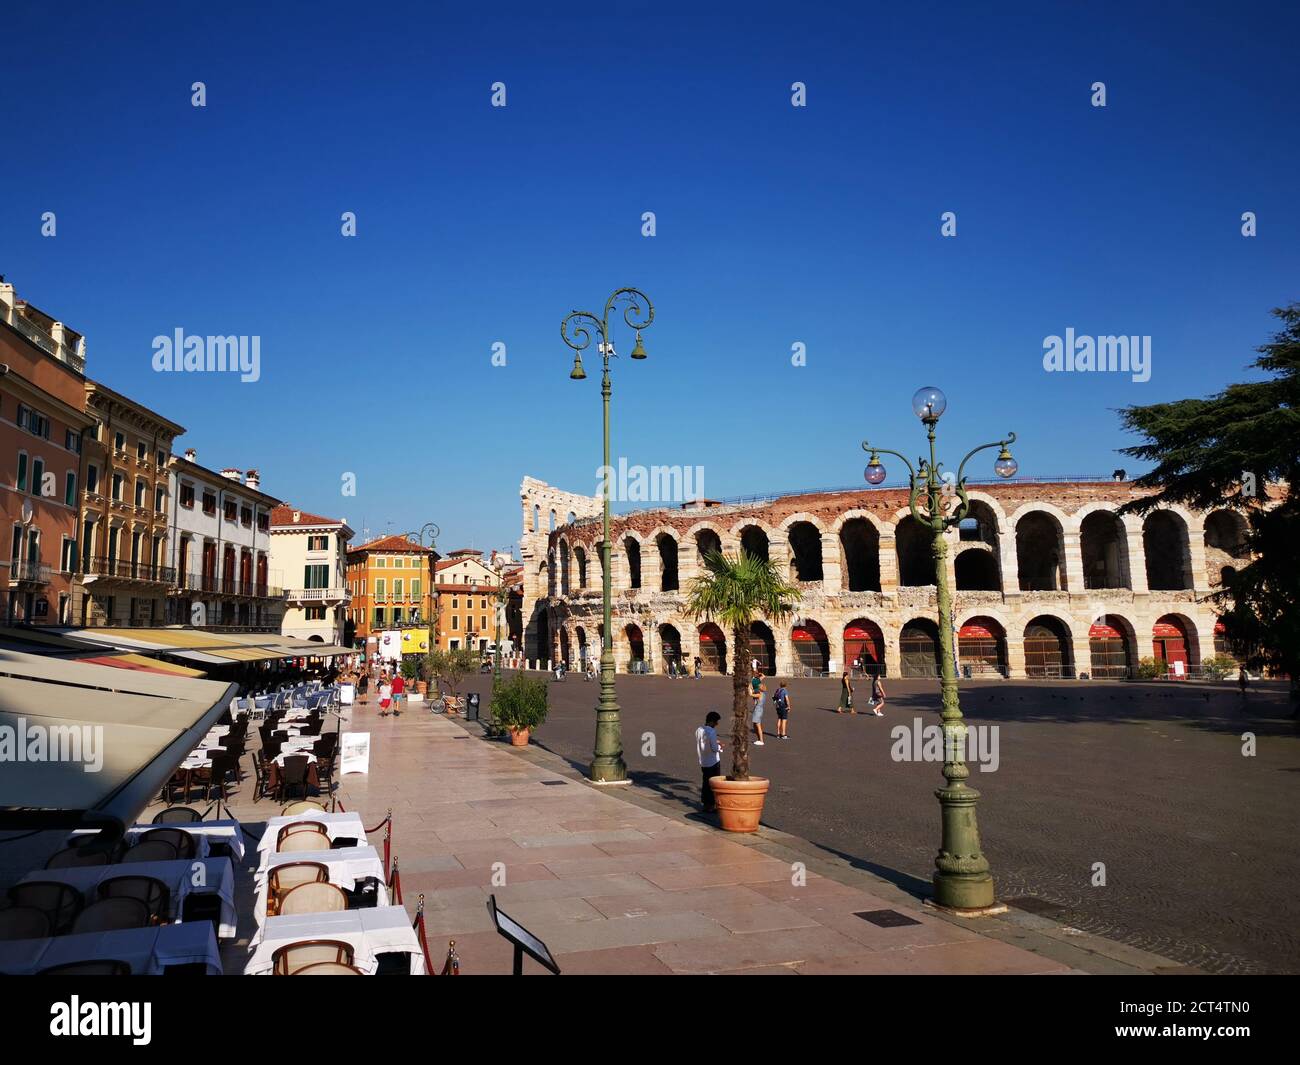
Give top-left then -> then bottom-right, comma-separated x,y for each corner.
344,534 -> 436,642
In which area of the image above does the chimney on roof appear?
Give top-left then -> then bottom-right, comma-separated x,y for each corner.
220,467 -> 241,482
293,510 -> 301,522
184,448 -> 197,462
0,282 -> 13,326
245,469 -> 260,490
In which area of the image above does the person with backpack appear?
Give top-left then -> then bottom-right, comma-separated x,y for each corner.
773,682 -> 792,740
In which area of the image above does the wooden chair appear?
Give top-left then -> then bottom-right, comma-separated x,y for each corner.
37,960 -> 132,976
276,821 -> 329,848
136,828 -> 197,859
267,862 -> 329,915
278,882 -> 349,917
276,830 -> 330,854
97,876 -> 171,924
70,897 -> 151,934
160,767 -> 190,805
7,881 -> 83,935
152,806 -> 203,824
280,755 -> 310,801
271,939 -> 356,975
0,906 -> 52,941
281,800 -> 328,816
191,754 -> 240,803
291,961 -> 363,975
121,839 -> 180,864
45,846 -> 110,870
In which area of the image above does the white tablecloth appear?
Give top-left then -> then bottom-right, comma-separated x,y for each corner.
19,857 -> 238,939
68,820 -> 246,864
244,907 -> 423,975
273,750 -> 318,767
253,846 -> 387,931
257,812 -> 367,863
0,921 -> 222,975
180,745 -> 227,770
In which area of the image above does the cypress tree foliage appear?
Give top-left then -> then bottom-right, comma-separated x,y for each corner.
1117,303 -> 1300,700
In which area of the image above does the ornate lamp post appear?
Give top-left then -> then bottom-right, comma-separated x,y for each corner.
402,522 -> 441,661
861,386 -> 1018,912
562,287 -> 655,783
492,577 -> 508,687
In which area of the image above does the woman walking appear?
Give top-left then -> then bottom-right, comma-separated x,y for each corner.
868,672 -> 886,716
837,671 -> 855,714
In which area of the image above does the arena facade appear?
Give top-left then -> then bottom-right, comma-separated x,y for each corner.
518,475 -> 1253,680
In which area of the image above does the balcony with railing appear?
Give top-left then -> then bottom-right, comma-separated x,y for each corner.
11,559 -> 52,585
83,556 -> 175,584
284,586 -> 351,604
172,571 -> 283,599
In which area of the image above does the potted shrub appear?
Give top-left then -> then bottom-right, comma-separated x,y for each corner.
491,672 -> 549,746
1135,656 -> 1163,680
686,549 -> 800,831
399,655 -> 420,694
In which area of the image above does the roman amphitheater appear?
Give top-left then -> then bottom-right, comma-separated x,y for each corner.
518,475 -> 1253,680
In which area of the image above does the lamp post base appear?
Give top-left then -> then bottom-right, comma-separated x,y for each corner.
923,895 -> 1008,919
931,871 -> 998,913
589,757 -> 628,784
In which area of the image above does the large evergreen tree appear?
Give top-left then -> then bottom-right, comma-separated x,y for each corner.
1117,303 -> 1300,701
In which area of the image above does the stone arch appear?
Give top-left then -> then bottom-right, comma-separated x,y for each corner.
1088,613 -> 1137,679
1143,510 -> 1192,590
956,614 -> 1008,676
786,520 -> 824,583
624,622 -> 646,670
654,529 -> 680,591
896,515 -> 934,586
954,546 -> 1001,591
689,522 -> 724,563
844,618 -> 886,676
899,617 -> 942,678
791,618 -> 830,675
1015,509 -> 1067,591
698,622 -> 727,673
1023,615 -> 1074,678
574,544 -> 588,589
1079,509 -> 1131,589
839,516 -> 882,591
736,523 -> 771,563
575,625 -> 589,666
558,539 -> 571,596
1153,613 -> 1201,673
747,621 -> 777,674
622,534 -> 643,589
659,623 -> 683,672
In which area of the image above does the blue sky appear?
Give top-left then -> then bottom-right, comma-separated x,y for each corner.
3,1 -> 1296,553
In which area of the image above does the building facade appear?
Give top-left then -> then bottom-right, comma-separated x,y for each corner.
0,283 -> 96,625
434,548 -> 501,652
271,504 -> 352,645
345,534 -> 436,642
165,451 -> 283,630
522,476 -> 1255,680
75,380 -> 185,627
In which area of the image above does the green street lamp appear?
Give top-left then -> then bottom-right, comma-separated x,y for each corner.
862,386 -> 1017,912
403,522 -> 441,658
492,575 -> 509,688
562,287 -> 655,783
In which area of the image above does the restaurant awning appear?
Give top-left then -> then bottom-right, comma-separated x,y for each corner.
75,653 -> 208,678
0,649 -> 237,843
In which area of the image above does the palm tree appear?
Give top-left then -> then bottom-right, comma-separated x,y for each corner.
685,550 -> 801,781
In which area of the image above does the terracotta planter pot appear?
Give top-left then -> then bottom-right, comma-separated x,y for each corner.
508,727 -> 530,747
708,776 -> 769,832
416,681 -> 428,695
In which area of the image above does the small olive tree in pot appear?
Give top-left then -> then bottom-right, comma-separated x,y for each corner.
490,672 -> 549,746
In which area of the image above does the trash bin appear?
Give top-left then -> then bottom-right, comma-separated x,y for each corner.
467,692 -> 481,721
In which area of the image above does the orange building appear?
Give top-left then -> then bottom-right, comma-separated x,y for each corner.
0,283 -> 97,625
345,534 -> 437,642
434,548 -> 501,653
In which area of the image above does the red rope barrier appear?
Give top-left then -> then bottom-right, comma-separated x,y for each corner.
388,858 -> 402,906
414,894 -> 436,975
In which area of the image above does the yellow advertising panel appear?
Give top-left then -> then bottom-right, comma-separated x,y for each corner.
400,628 -> 430,655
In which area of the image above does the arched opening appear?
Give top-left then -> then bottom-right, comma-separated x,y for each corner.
549,509 -> 556,532
1024,616 -> 1073,678
532,503 -> 540,532
900,619 -> 942,678
747,621 -> 776,674
559,542 -> 571,596
844,619 -> 885,676
787,522 -> 823,583
698,623 -> 726,673
954,548 -> 1001,591
695,528 -> 722,562
574,546 -> 588,589
623,537 -> 642,589
896,516 -> 934,586
624,623 -> 645,672
1080,511 -> 1130,589
839,518 -> 881,591
539,560 -> 550,599
1088,615 -> 1134,679
559,628 -> 571,668
959,500 -> 1000,548
1143,511 -> 1192,590
957,616 -> 1007,677
791,619 -> 830,675
659,624 -> 682,673
1015,511 -> 1067,591
534,609 -> 551,664
657,533 -> 679,591
1204,510 -> 1249,559
1153,614 -> 1199,676
575,626 -> 588,667
739,525 -> 769,563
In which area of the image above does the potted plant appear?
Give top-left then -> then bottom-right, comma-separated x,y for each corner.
686,549 -> 800,831
399,655 -> 420,694
427,647 -> 478,712
490,672 -> 549,746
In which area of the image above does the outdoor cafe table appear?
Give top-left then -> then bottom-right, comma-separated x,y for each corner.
244,906 -> 423,975
18,857 -> 238,938
253,846 -> 388,929
257,812 -> 367,866
180,746 -> 226,770
69,819 -> 245,864
0,921 -> 222,976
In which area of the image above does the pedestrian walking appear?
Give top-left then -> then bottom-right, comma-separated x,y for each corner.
774,682 -> 792,739
837,671 -> 855,714
391,672 -> 405,715
868,672 -> 886,716
694,656 -> 702,679
696,711 -> 723,812
750,670 -> 767,745
378,679 -> 393,716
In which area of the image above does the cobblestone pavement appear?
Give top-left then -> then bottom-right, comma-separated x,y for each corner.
462,672 -> 1300,974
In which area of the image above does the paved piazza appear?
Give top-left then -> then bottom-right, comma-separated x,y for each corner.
459,671 -> 1300,975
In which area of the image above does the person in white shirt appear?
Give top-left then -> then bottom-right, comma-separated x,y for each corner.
695,711 -> 723,812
